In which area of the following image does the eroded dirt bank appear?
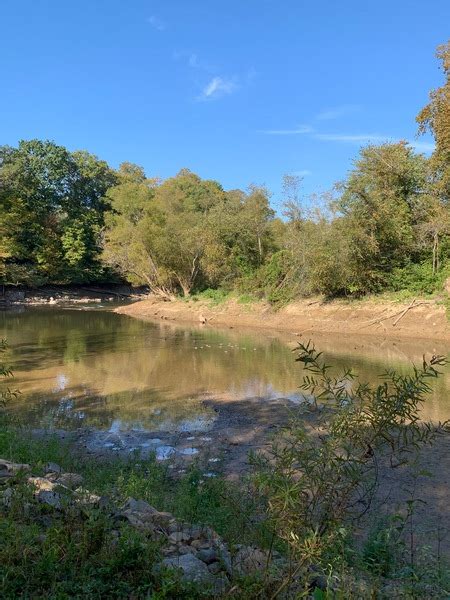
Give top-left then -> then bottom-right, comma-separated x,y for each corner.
116,296 -> 450,342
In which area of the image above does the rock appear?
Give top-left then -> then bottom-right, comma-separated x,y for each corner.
160,554 -> 218,586
162,545 -> 178,556
123,498 -> 154,513
119,498 -> 173,533
208,561 -> 222,575
37,489 -> 63,509
233,546 -> 268,576
52,473 -> 83,490
27,476 -> 71,509
43,462 -> 63,475
168,531 -> 190,544
74,487 -> 103,507
0,459 -> 30,475
178,544 -> 195,555
197,548 -> 218,565
2,487 -> 14,506
28,477 -> 58,492
217,543 -> 232,575
47,472 -> 84,489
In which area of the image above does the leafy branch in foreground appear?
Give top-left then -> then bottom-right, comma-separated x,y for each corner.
1,339 -> 18,408
252,341 -> 448,575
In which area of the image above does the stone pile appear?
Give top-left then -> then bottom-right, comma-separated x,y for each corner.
1,458 -> 280,596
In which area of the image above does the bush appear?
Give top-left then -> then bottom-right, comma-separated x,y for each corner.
252,341 -> 448,594
387,260 -> 450,295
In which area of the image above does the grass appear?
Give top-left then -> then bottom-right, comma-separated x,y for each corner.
0,421 -> 275,598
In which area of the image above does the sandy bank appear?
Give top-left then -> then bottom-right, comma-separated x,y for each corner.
115,296 -> 450,342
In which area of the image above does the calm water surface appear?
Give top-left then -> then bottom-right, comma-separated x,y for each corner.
1,306 -> 449,431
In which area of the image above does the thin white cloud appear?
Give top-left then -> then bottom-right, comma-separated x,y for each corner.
259,125 -> 313,135
313,133 -> 435,152
316,104 -> 361,121
314,133 -> 388,143
409,140 -> 435,152
147,15 -> 165,31
198,76 -> 237,100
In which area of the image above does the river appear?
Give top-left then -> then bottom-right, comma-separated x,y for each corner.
1,305 -> 449,432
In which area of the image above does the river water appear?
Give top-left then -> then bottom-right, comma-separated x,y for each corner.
1,306 -> 449,431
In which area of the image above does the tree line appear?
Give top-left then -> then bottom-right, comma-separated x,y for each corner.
1,42 -> 449,302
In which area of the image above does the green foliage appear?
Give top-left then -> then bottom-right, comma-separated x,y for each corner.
0,339 -> 18,409
0,139 -> 117,285
1,45 -> 449,299
252,341 -> 447,591
388,260 -> 450,295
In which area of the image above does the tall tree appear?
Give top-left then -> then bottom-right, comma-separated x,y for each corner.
0,140 -> 116,284
417,41 -> 450,205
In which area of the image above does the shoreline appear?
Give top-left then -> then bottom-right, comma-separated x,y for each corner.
115,296 -> 450,342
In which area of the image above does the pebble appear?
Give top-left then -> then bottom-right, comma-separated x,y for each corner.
155,445 -> 175,460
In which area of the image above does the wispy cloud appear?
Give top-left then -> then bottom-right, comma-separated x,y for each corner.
313,133 -> 435,152
257,123 -> 435,154
316,104 -> 361,121
313,133 -> 388,143
147,15 -> 165,31
409,140 -> 435,152
259,125 -> 313,135
198,76 -> 237,100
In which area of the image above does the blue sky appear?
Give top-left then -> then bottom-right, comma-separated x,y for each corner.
1,1 -> 448,209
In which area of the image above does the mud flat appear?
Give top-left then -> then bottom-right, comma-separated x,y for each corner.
116,296 -> 450,342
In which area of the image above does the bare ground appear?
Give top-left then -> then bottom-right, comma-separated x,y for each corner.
33,393 -> 450,557
116,296 -> 450,342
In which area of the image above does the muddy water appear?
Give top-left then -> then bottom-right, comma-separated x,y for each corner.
1,306 -> 449,432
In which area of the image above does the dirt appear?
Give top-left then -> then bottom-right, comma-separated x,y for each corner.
115,296 -> 450,342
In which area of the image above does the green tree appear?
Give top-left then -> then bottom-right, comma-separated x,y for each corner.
333,142 -> 428,293
0,140 -> 116,284
417,41 -> 450,205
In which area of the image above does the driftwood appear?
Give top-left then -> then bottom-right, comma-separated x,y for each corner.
80,287 -> 131,298
361,298 -> 431,329
392,299 -> 417,326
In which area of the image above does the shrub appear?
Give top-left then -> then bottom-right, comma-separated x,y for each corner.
387,260 -> 450,295
252,341 -> 447,591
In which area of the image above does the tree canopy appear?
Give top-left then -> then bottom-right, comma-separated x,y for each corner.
1,43 -> 449,300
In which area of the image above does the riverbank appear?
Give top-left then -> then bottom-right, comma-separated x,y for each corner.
1,284 -> 148,306
116,295 -> 450,342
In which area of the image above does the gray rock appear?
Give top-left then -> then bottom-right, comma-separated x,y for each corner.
2,487 -> 14,506
160,553 -> 217,586
233,546 -> 268,576
0,459 -> 30,475
197,547 -> 218,565
178,544 -> 196,555
37,489 -> 63,509
208,561 -> 222,575
44,462 -> 63,475
48,472 -> 84,489
169,531 -> 190,544
123,497 -> 155,513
